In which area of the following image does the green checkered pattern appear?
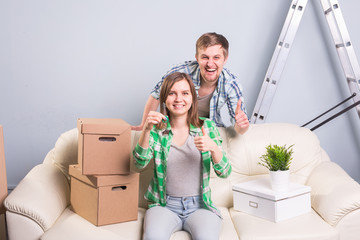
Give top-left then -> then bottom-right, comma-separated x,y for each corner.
133,118 -> 231,216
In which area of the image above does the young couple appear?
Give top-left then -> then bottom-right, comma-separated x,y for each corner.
133,33 -> 248,239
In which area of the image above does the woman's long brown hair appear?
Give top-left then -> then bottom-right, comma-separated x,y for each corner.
157,72 -> 203,129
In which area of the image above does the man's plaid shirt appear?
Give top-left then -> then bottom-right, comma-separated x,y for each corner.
133,118 -> 232,217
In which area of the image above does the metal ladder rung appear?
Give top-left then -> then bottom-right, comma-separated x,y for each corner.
335,42 -> 351,48
346,77 -> 357,83
324,3 -> 339,15
266,78 -> 277,85
278,42 -> 291,48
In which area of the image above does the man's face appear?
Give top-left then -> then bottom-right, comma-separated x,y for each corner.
195,44 -> 228,86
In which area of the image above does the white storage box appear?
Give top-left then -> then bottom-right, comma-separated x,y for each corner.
232,177 -> 311,222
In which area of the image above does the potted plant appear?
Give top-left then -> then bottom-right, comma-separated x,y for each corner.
258,144 -> 294,191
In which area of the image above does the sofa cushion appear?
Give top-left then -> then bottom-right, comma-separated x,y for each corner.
230,208 -> 339,240
41,207 -> 237,240
41,207 -> 137,240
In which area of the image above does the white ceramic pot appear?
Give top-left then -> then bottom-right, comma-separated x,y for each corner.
269,170 -> 290,191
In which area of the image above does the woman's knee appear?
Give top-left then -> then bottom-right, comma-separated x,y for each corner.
184,209 -> 221,240
143,206 -> 182,240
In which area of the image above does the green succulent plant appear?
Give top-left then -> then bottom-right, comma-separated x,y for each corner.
258,144 -> 294,171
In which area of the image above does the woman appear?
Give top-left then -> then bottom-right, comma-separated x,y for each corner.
133,72 -> 232,240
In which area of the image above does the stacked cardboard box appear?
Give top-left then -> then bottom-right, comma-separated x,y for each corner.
0,125 -> 8,240
77,118 -> 132,175
0,125 -> 7,215
70,118 -> 139,226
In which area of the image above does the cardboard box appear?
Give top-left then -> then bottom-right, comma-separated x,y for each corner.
69,164 -> 139,226
0,214 -> 6,240
0,125 -> 7,214
232,177 -> 311,222
78,118 -> 131,175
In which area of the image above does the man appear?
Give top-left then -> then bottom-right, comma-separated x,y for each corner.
132,32 -> 249,134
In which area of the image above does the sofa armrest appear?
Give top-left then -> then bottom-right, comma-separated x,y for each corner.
4,163 -> 70,231
306,161 -> 360,227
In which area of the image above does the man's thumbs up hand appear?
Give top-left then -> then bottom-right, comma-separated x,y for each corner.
234,98 -> 249,134
235,98 -> 242,115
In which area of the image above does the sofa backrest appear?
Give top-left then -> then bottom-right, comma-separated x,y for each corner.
210,123 -> 328,208
47,123 -> 328,209
44,128 -> 78,181
227,123 -> 325,178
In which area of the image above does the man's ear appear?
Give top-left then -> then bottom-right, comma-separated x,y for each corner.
195,53 -> 199,62
224,55 -> 228,64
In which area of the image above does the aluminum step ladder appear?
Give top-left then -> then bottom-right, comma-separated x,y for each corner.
251,0 -> 360,125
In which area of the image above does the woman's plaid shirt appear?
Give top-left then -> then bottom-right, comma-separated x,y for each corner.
133,118 -> 232,216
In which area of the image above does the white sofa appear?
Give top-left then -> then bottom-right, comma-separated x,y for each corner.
4,123 -> 360,240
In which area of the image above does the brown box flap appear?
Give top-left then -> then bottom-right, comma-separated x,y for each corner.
69,164 -> 139,187
78,118 -> 130,135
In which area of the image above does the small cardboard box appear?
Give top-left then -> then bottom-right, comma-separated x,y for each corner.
69,164 -> 139,226
77,118 -> 131,175
232,177 -> 311,222
0,214 -> 6,240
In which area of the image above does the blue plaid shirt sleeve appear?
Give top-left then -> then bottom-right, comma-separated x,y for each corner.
226,78 -> 248,125
150,79 -> 163,100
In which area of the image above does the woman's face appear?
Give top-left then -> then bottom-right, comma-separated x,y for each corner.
165,79 -> 193,118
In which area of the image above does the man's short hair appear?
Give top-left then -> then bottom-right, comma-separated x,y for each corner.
196,32 -> 229,58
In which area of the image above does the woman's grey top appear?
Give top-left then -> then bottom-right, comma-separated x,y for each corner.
166,135 -> 202,197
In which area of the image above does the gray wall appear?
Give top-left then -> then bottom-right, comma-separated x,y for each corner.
1,0 -> 359,189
